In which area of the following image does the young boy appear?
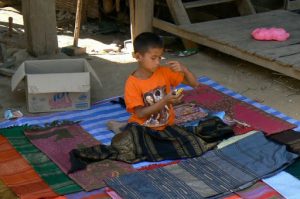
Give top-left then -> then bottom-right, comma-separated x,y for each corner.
125,32 -> 199,131
68,32 -> 232,170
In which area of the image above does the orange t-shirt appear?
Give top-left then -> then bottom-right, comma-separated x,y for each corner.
124,66 -> 184,130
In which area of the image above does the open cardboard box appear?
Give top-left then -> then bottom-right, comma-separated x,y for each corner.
11,59 -> 102,113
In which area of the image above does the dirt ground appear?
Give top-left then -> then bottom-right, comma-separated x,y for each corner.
0,6 -> 300,121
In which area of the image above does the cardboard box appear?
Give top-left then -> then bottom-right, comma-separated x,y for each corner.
12,59 -> 102,113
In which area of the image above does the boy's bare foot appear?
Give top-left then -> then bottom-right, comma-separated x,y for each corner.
106,120 -> 127,134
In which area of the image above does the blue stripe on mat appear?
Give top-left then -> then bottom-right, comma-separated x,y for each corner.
1,76 -> 299,145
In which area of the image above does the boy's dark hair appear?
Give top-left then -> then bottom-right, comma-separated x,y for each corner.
133,32 -> 163,54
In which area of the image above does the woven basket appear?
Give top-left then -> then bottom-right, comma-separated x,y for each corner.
56,0 -> 99,18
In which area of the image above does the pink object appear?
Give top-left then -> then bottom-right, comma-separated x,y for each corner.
251,27 -> 290,41
105,187 -> 123,199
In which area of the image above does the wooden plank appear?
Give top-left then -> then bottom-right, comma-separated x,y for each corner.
129,0 -> 135,41
292,61 -> 300,71
22,0 -> 58,56
181,10 -> 300,40
166,0 -> 190,23
230,31 -> 300,55
285,0 -> 300,10
130,0 -> 154,40
278,53 -> 300,66
183,0 -> 234,9
153,18 -> 300,80
166,0 -> 198,49
182,0 -> 255,16
235,0 -> 256,15
180,10 -> 300,54
259,44 -> 300,59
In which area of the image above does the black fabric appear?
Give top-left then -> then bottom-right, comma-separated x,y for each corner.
69,145 -> 114,173
269,129 -> 300,155
110,97 -> 126,108
69,118 -> 234,173
195,116 -> 234,142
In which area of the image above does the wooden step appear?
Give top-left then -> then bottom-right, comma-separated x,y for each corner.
183,0 -> 235,9
285,0 -> 300,10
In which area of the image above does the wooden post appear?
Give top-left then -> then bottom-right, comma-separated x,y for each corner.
103,0 -> 114,14
22,0 -> 58,56
285,0 -> 300,10
116,0 -> 121,12
166,0 -> 198,49
8,17 -> 12,37
235,0 -> 256,15
129,0 -> 154,41
73,0 -> 83,47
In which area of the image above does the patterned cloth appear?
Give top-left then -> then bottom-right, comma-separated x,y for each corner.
106,132 -> 298,199
263,171 -> 300,199
66,188 -> 111,199
174,103 -> 208,125
269,129 -> 300,155
0,126 -> 82,195
183,85 -> 296,135
0,135 -> 58,199
285,159 -> 300,180
217,130 -> 258,149
25,123 -> 135,191
68,120 -> 231,172
236,181 -> 284,199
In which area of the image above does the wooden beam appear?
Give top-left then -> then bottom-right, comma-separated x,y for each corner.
22,0 -> 58,56
285,0 -> 300,10
166,0 -> 198,49
129,0 -> 154,41
73,0 -> 83,47
183,0 -> 234,9
153,18 -> 300,80
235,0 -> 256,15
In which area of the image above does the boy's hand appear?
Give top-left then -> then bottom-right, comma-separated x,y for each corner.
166,61 -> 187,73
164,90 -> 184,105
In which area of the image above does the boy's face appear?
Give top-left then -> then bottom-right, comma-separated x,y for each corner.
135,47 -> 164,73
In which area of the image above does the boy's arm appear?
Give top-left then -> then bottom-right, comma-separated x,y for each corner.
167,61 -> 199,88
181,67 -> 199,88
134,92 -> 183,119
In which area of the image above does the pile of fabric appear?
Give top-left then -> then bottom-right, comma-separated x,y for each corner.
0,76 -> 300,199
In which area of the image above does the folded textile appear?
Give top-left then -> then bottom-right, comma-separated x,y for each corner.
25,122 -> 135,191
174,103 -> 208,125
183,85 -> 296,135
235,181 -> 284,199
269,129 -> 300,155
0,135 -> 58,199
106,132 -> 298,199
69,118 -> 233,172
65,187 -> 111,199
285,159 -> 300,180
217,130 -> 258,149
0,125 -> 82,195
222,176 -> 285,199
263,171 -> 300,199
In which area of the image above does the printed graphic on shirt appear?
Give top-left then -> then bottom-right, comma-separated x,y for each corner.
143,86 -> 170,127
